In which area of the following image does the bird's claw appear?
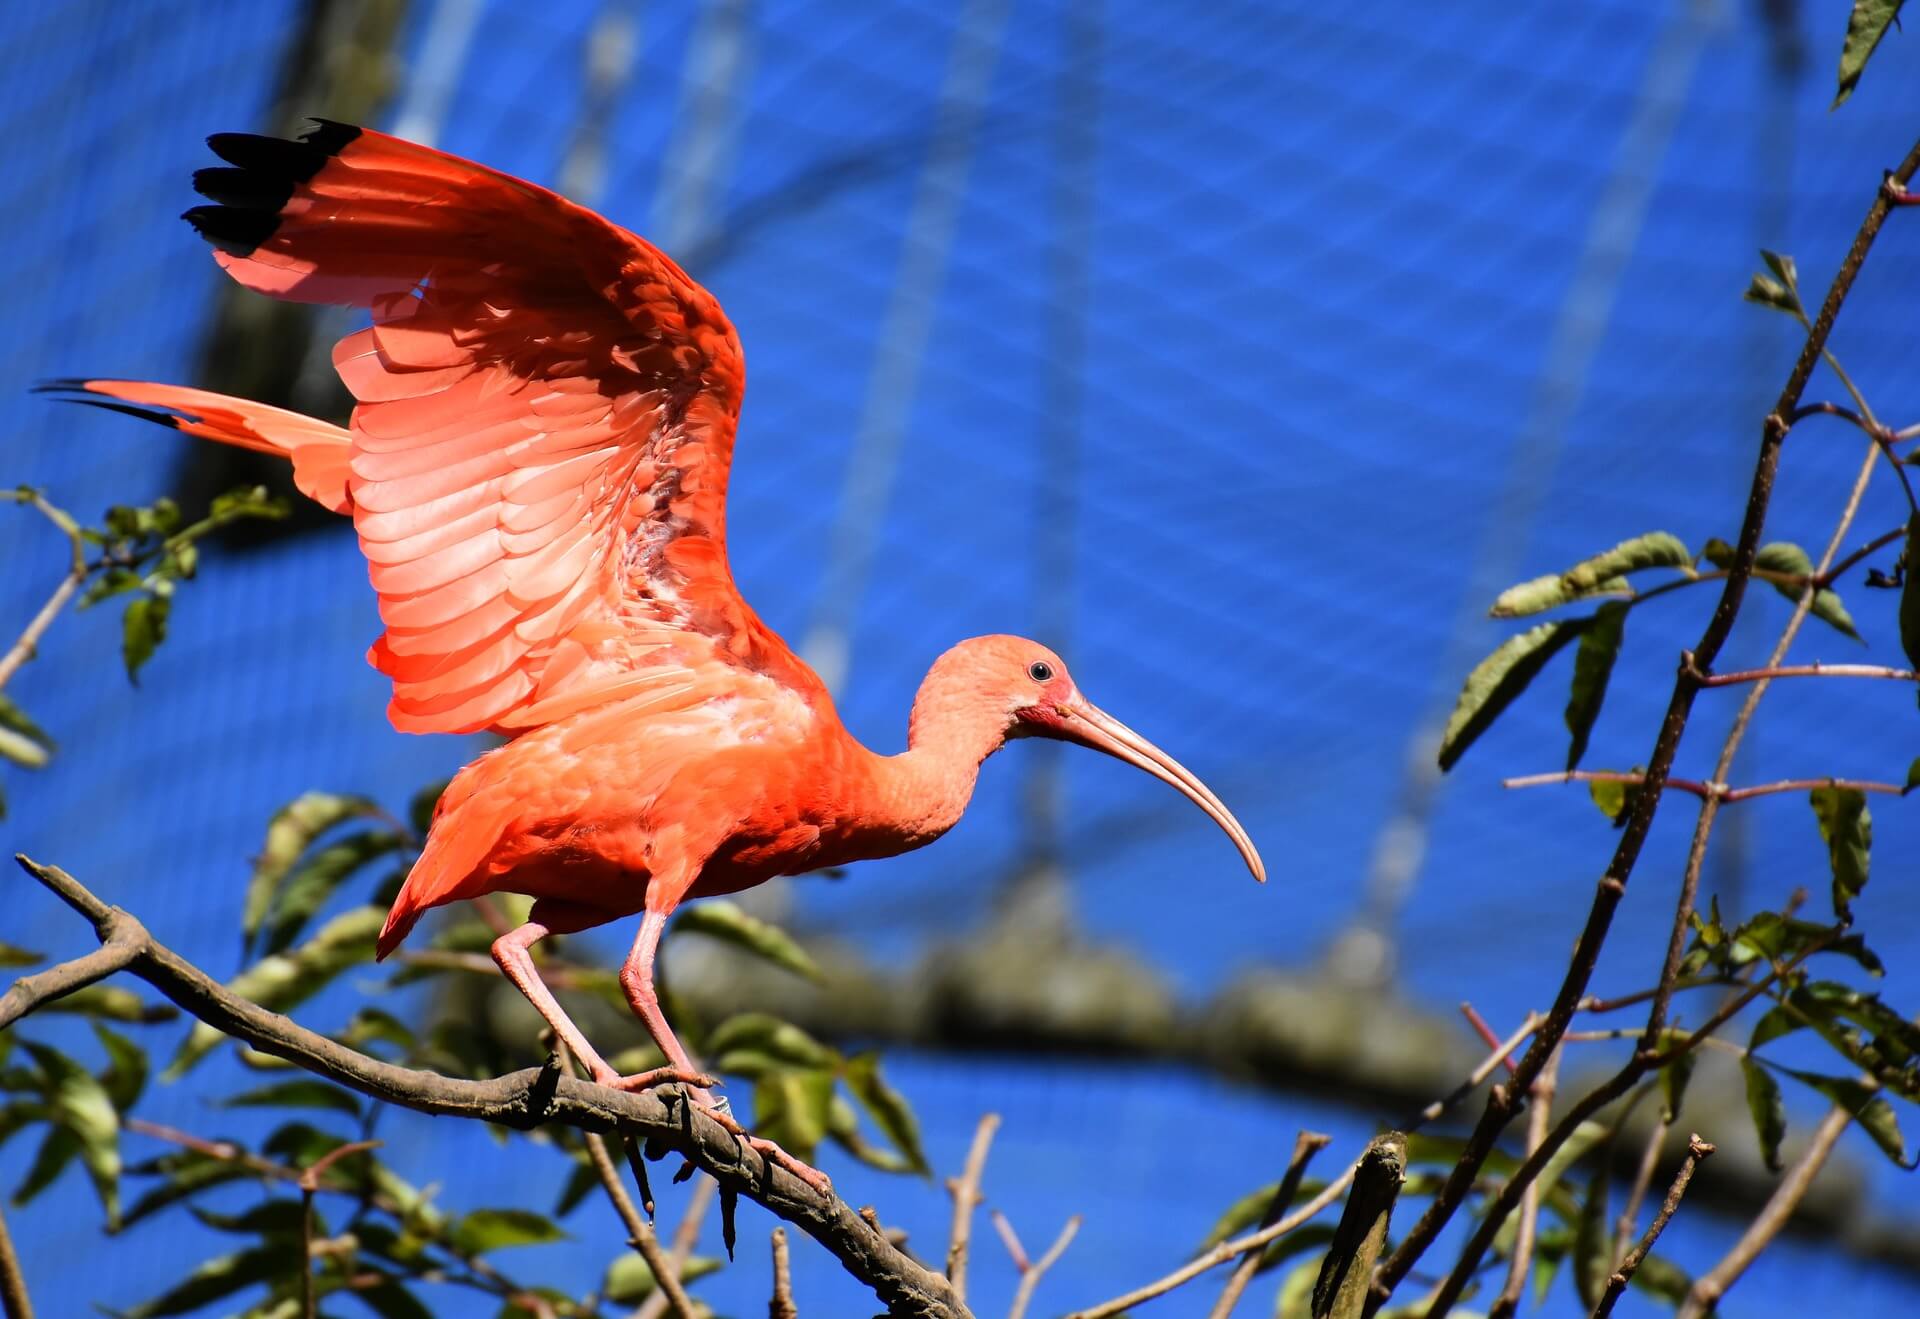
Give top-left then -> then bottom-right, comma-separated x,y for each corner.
700,1099 -> 832,1196
591,1065 -> 719,1093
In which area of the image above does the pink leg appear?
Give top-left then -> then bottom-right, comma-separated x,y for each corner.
619,906 -> 832,1195
491,901 -> 707,1092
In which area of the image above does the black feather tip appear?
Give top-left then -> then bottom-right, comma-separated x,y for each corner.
186,120 -> 362,256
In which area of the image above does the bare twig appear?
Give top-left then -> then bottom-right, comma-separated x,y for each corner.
0,491 -> 86,695
0,1204 -> 32,1319
1596,1135 -> 1715,1317
3,856 -> 967,1319
1693,661 -> 1918,686
1489,1048 -> 1560,1319
945,1112 -> 1000,1304
1459,1003 -> 1517,1075
770,1227 -> 797,1319
1614,1115 -> 1672,1270
581,1120 -> 696,1319
1821,523 -> 1907,584
294,1140 -> 379,1319
1410,1012 -> 1539,1126
998,1213 -> 1080,1319
1209,1131 -> 1332,1319
1503,769 -> 1909,801
1068,1166 -> 1355,1319
1678,1108 -> 1850,1319
1388,133 -> 1920,1314
635,1178 -> 717,1319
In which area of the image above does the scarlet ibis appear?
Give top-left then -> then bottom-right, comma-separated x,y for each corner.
45,122 -> 1264,1188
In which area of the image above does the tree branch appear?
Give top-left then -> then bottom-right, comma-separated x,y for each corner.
1678,1107 -> 1851,1319
1503,769 -> 1910,801
1380,129 -> 1920,1314
770,1227 -> 797,1319
1694,661 -> 1919,686
4,856 -> 968,1319
1593,1134 -> 1713,1318
997,1212 -> 1079,1319
944,1112 -> 999,1305
1209,1131 -> 1331,1319
581,1124 -> 695,1319
0,490 -> 86,695
1489,1048 -> 1560,1319
0,1204 -> 31,1319
1313,1134 -> 1406,1319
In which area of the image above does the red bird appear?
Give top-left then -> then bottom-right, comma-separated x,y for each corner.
49,122 -> 1264,1186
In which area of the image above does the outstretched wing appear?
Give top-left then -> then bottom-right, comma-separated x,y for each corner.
187,121 -> 825,734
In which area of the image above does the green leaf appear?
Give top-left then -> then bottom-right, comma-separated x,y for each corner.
1563,603 -> 1626,770
754,1067 -> 835,1161
352,1278 -> 436,1319
20,1041 -> 121,1226
0,696 -> 53,769
11,1126 -> 79,1210
1728,910 -> 1882,976
1745,250 -> 1804,316
0,943 -> 42,968
167,905 -> 386,1079
1491,533 -> 1691,618
1571,1154 -> 1611,1310
244,793 -> 385,951
1835,0 -> 1907,106
706,1013 -> 840,1074
37,985 -> 177,1024
1780,1067 -> 1914,1166
842,1052 -> 929,1175
407,779 -> 449,838
1586,770 -> 1643,828
1438,620 -> 1587,771
1756,542 -> 1860,640
94,1023 -> 148,1112
1743,1055 -> 1788,1172
1899,514 -> 1920,678
118,1150 -> 254,1231
263,830 -> 409,956
121,593 -> 171,682
1810,786 -> 1872,923
189,1198 -> 308,1238
114,1245 -> 288,1318
207,485 -> 290,525
1660,1050 -> 1695,1124
1907,757 -> 1920,793
338,1007 -> 417,1055
673,900 -> 822,983
450,1207 -> 569,1254
603,1251 -> 723,1304
220,1079 -> 361,1117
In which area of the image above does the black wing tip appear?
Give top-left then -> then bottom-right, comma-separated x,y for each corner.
35,386 -> 184,431
190,120 -> 360,257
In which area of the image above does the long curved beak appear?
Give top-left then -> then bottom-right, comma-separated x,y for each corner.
1052,700 -> 1265,882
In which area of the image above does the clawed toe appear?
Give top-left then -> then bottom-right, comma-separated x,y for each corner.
592,1065 -> 719,1093
747,1135 -> 832,1195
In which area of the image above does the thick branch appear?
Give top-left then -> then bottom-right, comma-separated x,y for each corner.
1313,1134 -> 1406,1319
5,857 -> 967,1319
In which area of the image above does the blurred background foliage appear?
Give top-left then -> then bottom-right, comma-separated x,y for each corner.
8,0 -> 1920,1314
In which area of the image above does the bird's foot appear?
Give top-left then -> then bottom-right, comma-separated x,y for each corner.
589,1063 -> 719,1093
700,1100 -> 833,1196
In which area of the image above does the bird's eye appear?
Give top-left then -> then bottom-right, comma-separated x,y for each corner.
1028,661 -> 1054,683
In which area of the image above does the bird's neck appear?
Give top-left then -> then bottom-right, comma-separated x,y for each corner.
860,677 -> 1011,850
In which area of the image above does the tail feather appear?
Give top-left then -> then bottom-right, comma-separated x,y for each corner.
39,379 -> 354,515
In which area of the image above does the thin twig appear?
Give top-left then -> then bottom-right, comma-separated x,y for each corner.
1392,127 -> 1920,1309
1678,1107 -> 1850,1319
1489,1047 -> 1560,1319
1503,769 -> 1910,801
578,1105 -> 695,1319
1208,1131 -> 1331,1319
1613,1114 -> 1672,1270
770,1227 -> 797,1319
1595,1135 -> 1714,1317
5,856 -> 965,1318
0,1204 -> 31,1319
0,492 -> 86,695
944,1113 -> 1000,1304
1694,661 -> 1918,686
635,1178 -> 717,1319
1459,1003 -> 1517,1075
1410,1013 -> 1539,1126
997,1213 -> 1080,1319
1066,1165 -> 1356,1319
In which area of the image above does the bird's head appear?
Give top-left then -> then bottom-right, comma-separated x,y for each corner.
919,635 -> 1265,882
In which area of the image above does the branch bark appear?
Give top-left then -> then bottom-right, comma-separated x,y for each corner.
4,856 -> 968,1319
1312,1133 -> 1407,1319
1209,1131 -> 1331,1319
0,1204 -> 30,1319
1593,1134 -> 1713,1318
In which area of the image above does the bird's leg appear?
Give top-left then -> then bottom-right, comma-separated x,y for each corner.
491,907 -> 710,1093
621,907 -> 833,1196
